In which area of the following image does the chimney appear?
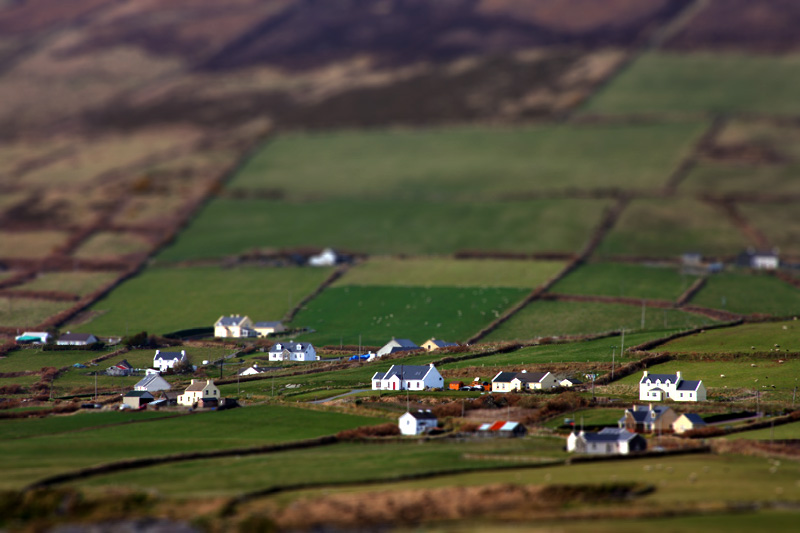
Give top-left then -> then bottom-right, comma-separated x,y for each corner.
155,349 -> 160,356
643,370 -> 648,377
521,369 -> 527,373
676,371 -> 681,382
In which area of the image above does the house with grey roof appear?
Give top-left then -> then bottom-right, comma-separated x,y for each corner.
399,410 -> 438,435
214,315 -> 256,338
672,413 -> 708,434
376,338 -> 420,357
57,332 -> 99,346
134,373 -> 171,393
153,349 -> 188,372
567,428 -> 647,455
492,370 -> 558,393
619,404 -> 678,434
371,363 -> 444,391
639,370 -> 706,402
268,341 -> 316,362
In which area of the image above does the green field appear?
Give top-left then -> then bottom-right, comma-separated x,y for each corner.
229,123 -> 704,199
335,257 -> 566,289
0,410 -> 178,440
74,437 -> 566,497
483,300 -> 715,342
596,198 -> 749,258
690,273 -> 800,316
157,198 -> 610,262
73,266 -> 332,336
16,271 -> 119,296
740,203 -> 800,256
550,262 -> 698,301
728,420 -> 800,440
0,297 -> 74,328
586,52 -> 800,114
0,405 -> 382,490
291,285 -> 529,346
614,358 -> 800,399
661,320 -> 800,354
0,348 -> 113,373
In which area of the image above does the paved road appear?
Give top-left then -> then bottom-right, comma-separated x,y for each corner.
309,389 -> 370,404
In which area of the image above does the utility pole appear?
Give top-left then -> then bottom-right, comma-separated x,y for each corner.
611,346 -> 616,380
620,329 -> 625,357
94,371 -> 98,401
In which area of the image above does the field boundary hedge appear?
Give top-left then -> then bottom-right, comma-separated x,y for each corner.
676,276 -> 706,306
282,265 -> 350,323
626,319 -> 744,353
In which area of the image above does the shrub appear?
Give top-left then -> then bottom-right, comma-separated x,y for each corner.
336,423 -> 401,440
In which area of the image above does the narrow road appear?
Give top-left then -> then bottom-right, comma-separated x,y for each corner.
309,389 -> 370,404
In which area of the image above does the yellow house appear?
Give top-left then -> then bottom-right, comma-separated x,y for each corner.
421,338 -> 458,352
672,413 -> 707,434
214,315 -> 255,338
178,379 -> 220,407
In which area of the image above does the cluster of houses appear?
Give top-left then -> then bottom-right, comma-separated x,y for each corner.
15,331 -> 100,345
490,370 -> 581,392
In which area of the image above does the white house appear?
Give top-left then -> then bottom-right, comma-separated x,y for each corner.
673,413 -> 707,434
399,410 -> 438,435
178,379 -> 220,406
252,321 -> 285,337
268,341 -> 316,362
153,350 -> 188,372
56,332 -> 98,346
567,428 -> 647,455
372,364 -> 444,391
559,377 -> 583,388
214,315 -> 256,338
376,338 -> 420,357
134,373 -> 171,393
239,364 -> 272,376
492,370 -> 558,393
639,371 -> 706,402
14,331 -> 50,344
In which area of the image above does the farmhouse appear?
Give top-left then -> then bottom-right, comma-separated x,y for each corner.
492,370 -> 558,392
122,390 -> 154,410
106,359 -> 133,377
672,413 -> 707,434
477,421 -> 527,438
239,364 -> 275,376
252,321 -> 285,337
567,428 -> 647,455
559,377 -> 583,388
639,370 -> 706,402
134,373 -> 171,392
268,341 -> 316,362
372,363 -> 444,391
619,404 -> 677,433
153,350 -> 188,372
56,332 -> 98,346
737,248 -> 779,270
421,338 -> 458,352
214,315 -> 256,338
399,410 -> 438,435
178,379 -> 220,407
376,338 -> 420,357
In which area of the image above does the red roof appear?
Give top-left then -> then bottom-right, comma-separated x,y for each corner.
488,421 -> 506,431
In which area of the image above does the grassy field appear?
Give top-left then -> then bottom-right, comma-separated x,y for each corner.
73,266 -> 332,336
0,348 -> 113,373
661,320 -> 800,354
550,262 -> 698,301
228,123 -> 704,199
542,407 -> 623,429
483,300 -> 716,342
0,410 -> 178,440
613,358 -> 800,400
0,297 -> 74,329
72,232 -> 152,259
740,203 -> 800,256
334,257 -> 566,289
0,230 -> 69,259
16,271 -> 120,296
585,52 -> 800,114
0,404 -> 383,490
690,273 -> 800,316
596,198 -> 749,258
727,420 -> 800,440
157,198 -> 610,262
74,437 -> 567,497
290,285 -> 529,346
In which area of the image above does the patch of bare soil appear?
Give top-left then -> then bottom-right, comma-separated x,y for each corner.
273,482 -> 648,530
667,0 -> 800,53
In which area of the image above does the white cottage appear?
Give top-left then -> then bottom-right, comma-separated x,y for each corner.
153,350 -> 187,372
639,371 -> 706,402
567,428 -> 647,455
376,338 -> 420,357
492,370 -> 558,393
398,410 -> 438,435
372,364 -> 444,391
268,342 -> 316,362
134,373 -> 171,392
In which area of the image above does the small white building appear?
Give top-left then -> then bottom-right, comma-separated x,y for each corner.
372,364 -> 444,391
399,410 -> 438,435
252,321 -> 285,337
376,338 -> 420,357
308,248 -> 338,266
153,350 -> 188,372
214,315 -> 256,338
672,413 -> 707,434
239,364 -> 272,376
492,370 -> 558,393
639,371 -> 706,402
134,373 -> 171,393
14,331 -> 50,344
567,428 -> 647,455
268,341 -> 316,362
559,377 -> 583,388
56,332 -> 98,346
178,379 -> 220,407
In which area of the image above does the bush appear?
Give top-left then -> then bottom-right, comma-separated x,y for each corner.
336,423 -> 401,440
